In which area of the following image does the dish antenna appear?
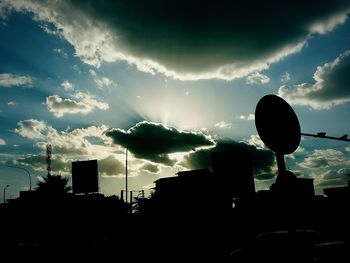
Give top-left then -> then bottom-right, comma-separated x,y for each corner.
255,95 -> 301,177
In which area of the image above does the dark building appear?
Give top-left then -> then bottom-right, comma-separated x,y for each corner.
295,178 -> 315,198
153,169 -> 231,214
323,181 -> 350,200
72,160 -> 99,194
212,149 -> 255,199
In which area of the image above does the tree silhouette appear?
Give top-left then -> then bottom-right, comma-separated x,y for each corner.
36,174 -> 71,197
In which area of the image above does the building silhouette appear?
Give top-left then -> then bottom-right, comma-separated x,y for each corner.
212,149 -> 255,199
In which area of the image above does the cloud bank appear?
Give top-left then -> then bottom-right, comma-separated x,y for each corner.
106,121 -> 215,165
2,0 -> 350,80
181,139 -> 275,179
279,51 -> 350,109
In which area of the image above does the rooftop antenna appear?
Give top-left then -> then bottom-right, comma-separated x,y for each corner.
46,143 -> 52,176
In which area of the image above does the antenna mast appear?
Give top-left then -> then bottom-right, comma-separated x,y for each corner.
46,144 -> 52,176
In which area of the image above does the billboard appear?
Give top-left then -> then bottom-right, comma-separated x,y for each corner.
72,160 -> 99,194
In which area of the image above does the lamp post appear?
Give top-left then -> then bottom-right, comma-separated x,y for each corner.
7,165 -> 32,191
3,185 -> 9,203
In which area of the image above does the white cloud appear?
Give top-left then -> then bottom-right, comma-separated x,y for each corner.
95,77 -> 113,88
298,149 -> 344,169
46,92 -> 109,117
214,121 -> 232,129
7,101 -> 17,106
246,72 -> 270,85
17,153 -> 71,175
245,134 -> 266,150
0,138 -> 6,145
14,119 -> 48,140
89,70 -> 116,89
61,80 -> 74,91
53,48 -> 68,59
239,114 -> 255,121
14,119 -> 120,175
281,72 -> 291,82
279,51 -> 350,109
2,1 -> 349,80
0,73 -> 32,87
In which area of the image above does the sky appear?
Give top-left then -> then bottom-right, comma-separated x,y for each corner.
0,0 -> 350,200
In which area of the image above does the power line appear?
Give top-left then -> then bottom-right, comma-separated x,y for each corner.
301,132 -> 349,142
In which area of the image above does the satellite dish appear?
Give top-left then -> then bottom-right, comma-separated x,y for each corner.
255,95 -> 301,155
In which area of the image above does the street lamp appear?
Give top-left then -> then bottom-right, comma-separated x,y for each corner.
7,165 -> 32,191
3,185 -> 9,203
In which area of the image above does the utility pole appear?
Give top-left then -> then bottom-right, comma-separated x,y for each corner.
125,147 -> 128,205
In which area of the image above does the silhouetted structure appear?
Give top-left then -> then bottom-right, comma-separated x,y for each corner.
212,149 -> 255,199
153,168 -> 232,214
72,160 -> 99,194
323,180 -> 350,200
270,171 -> 315,199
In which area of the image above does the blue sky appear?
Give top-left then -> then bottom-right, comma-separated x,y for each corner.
0,1 -> 350,199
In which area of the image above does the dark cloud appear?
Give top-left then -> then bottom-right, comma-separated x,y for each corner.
141,163 -> 160,174
17,154 -> 70,174
279,51 -> 350,109
4,0 -> 350,79
98,155 -> 125,176
73,0 -> 349,76
105,121 -> 215,165
180,139 -> 275,178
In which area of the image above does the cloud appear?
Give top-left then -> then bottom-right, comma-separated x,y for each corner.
15,118 -> 111,156
214,121 -> 232,129
295,148 -> 350,188
0,138 -> 6,145
312,168 -> 350,187
141,163 -> 160,174
61,80 -> 74,91
2,1 -> 350,80
14,119 -> 48,140
298,149 -> 344,169
7,101 -> 17,106
245,134 -> 266,150
239,114 -> 255,121
46,92 -> 109,117
98,155 -> 125,176
281,72 -> 291,82
180,139 -> 275,178
106,121 -> 215,165
53,48 -> 68,59
0,73 -> 32,87
14,119 -> 118,174
246,72 -> 270,85
17,153 -> 71,174
89,70 -> 116,89
279,51 -> 350,109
